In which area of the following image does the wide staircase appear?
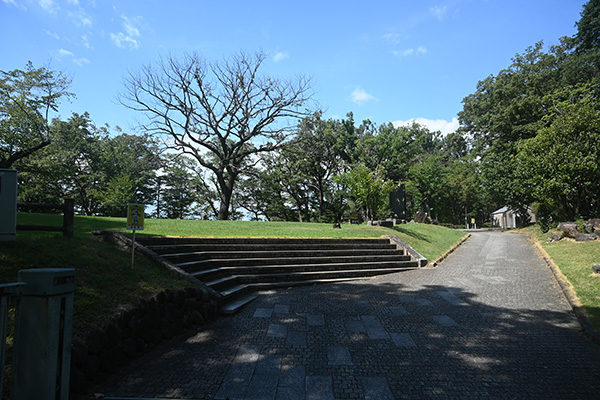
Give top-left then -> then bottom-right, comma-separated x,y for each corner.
137,237 -> 419,314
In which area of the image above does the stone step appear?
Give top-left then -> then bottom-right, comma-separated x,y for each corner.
191,268 -> 226,282
235,267 -> 411,284
172,254 -> 411,272
139,237 -> 393,246
247,277 -> 372,290
133,236 -> 421,315
219,283 -> 250,300
146,242 -> 398,255
161,249 -> 405,263
205,275 -> 239,291
188,260 -> 418,276
220,293 -> 258,315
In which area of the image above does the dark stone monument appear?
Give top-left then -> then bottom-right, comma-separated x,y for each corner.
390,184 -> 407,221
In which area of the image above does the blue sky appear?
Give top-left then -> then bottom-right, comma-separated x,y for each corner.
1,0 -> 586,135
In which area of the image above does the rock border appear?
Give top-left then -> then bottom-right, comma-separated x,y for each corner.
70,231 -> 223,398
71,287 -> 219,398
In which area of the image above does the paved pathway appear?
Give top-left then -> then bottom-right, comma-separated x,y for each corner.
96,231 -> 600,399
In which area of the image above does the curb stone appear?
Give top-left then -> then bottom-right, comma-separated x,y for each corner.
428,233 -> 472,268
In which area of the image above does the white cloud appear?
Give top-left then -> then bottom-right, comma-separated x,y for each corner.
81,35 -> 91,48
273,52 -> 289,63
122,16 -> 140,37
57,48 -> 74,57
3,0 -> 26,10
111,15 -> 142,49
429,5 -> 448,21
392,117 -> 459,136
45,30 -> 60,40
69,9 -> 92,27
392,46 -> 428,58
73,58 -> 90,66
350,87 -> 377,106
38,0 -> 58,13
383,33 -> 401,45
111,32 -> 138,49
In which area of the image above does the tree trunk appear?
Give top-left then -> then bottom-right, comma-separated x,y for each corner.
216,172 -> 236,220
217,189 -> 231,220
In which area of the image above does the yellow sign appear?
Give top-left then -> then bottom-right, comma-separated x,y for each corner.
127,204 -> 145,230
471,218 -> 475,224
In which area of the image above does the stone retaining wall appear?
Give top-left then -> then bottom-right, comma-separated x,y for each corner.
70,287 -> 219,398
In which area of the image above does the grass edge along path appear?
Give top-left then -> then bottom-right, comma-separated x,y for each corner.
521,226 -> 600,337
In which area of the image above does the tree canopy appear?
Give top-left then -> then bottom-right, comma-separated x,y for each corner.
121,51 -> 313,220
0,61 -> 73,168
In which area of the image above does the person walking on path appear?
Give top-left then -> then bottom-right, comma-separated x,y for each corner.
96,230 -> 600,399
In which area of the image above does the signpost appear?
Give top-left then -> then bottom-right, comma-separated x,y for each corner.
126,204 -> 145,268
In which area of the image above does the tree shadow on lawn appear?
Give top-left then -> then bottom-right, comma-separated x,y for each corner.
93,280 -> 600,399
390,225 -> 432,242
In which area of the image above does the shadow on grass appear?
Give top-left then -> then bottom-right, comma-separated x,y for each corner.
16,213 -> 127,238
390,225 -> 432,242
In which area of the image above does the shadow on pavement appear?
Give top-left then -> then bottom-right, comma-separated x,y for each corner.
94,279 -> 600,399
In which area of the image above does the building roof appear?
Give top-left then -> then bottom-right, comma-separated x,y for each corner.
491,206 -> 511,215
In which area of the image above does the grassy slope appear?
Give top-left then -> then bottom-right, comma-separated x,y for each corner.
1,213 -> 467,339
523,226 -> 600,331
0,234 -> 199,339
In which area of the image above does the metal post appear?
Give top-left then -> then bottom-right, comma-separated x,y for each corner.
131,229 -> 136,268
12,269 -> 75,400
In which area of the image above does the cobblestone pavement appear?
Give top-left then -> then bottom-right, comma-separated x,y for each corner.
95,231 -> 600,399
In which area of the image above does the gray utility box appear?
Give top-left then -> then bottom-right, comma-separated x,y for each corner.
0,169 -> 18,241
12,268 -> 75,400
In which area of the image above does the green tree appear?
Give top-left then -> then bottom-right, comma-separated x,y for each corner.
158,155 -> 200,219
0,62 -> 73,168
16,113 -> 160,216
575,0 -> 600,52
16,113 -> 102,212
96,131 -> 161,215
336,164 -> 396,222
408,154 -> 448,220
517,84 -> 600,221
458,41 -> 571,216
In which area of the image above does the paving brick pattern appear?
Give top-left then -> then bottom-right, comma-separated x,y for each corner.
96,231 -> 600,399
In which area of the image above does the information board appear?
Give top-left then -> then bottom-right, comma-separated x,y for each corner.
127,204 -> 145,231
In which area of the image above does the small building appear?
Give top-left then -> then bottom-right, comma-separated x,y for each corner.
491,206 -> 536,229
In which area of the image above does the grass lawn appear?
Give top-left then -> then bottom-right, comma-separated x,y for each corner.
523,226 -> 600,332
1,213 -> 468,341
16,212 -> 468,260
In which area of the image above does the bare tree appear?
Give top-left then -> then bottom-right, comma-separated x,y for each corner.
121,51 -> 313,220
